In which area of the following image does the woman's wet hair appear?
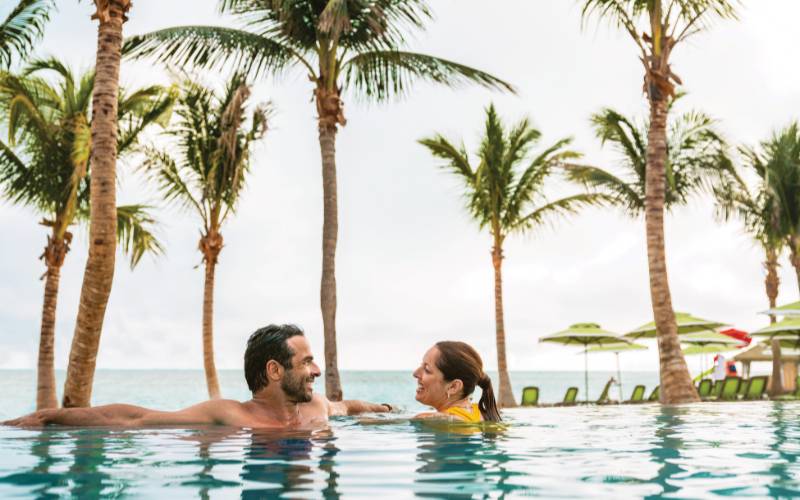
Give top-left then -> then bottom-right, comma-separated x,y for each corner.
434,341 -> 502,422
244,324 -> 304,393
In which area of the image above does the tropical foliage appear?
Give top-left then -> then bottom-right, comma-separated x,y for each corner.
420,104 -> 606,407
580,0 -> 738,404
0,58 -> 171,408
141,75 -> 269,399
568,98 -> 731,216
0,0 -> 53,68
124,0 -> 514,400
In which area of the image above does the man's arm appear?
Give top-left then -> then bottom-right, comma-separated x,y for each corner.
2,400 -> 238,428
328,399 -> 392,417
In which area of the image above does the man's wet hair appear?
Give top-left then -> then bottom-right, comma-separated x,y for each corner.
244,324 -> 305,393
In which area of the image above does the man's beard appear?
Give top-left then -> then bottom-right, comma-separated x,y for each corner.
282,369 -> 313,403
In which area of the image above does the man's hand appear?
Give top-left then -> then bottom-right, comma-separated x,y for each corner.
2,410 -> 51,428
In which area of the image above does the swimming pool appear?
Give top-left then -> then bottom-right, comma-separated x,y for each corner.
1,371 -> 797,498
2,402 -> 800,498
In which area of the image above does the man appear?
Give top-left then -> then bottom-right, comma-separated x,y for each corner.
3,324 -> 391,429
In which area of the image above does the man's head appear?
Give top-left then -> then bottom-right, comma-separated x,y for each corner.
244,324 -> 321,402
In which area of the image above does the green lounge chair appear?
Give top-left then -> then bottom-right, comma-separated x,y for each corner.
596,377 -> 616,405
712,380 -> 724,399
520,386 -> 539,406
738,378 -> 750,399
697,379 -> 713,399
717,377 -> 741,401
744,375 -> 768,400
648,386 -> 659,402
555,387 -> 579,406
623,385 -> 646,404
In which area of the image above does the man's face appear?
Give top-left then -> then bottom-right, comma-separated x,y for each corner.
280,336 -> 321,403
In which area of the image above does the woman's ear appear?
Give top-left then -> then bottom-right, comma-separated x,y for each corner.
449,379 -> 464,397
266,360 -> 283,381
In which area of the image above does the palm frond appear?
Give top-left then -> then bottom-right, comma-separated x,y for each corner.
342,50 -> 515,101
123,26 -> 301,80
564,163 -> 644,215
116,204 -> 164,269
140,146 -> 205,218
0,0 -> 54,69
513,193 -> 609,233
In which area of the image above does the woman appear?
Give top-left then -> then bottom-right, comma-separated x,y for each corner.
413,341 -> 502,423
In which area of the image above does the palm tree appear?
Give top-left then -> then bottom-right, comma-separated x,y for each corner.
419,104 -> 605,407
124,0 -> 514,401
0,58 -> 169,409
141,75 -> 269,399
712,152 -> 783,324
581,0 -> 737,404
712,145 -> 786,396
0,0 -> 54,68
739,124 -> 800,296
62,0 -> 133,408
567,100 -> 731,216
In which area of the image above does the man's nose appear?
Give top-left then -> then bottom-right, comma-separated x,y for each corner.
311,362 -> 321,376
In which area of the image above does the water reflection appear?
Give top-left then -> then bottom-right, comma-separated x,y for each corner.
0,430 -> 68,497
645,406 -> 688,499
412,423 -> 524,498
240,429 -> 340,499
766,403 -> 800,496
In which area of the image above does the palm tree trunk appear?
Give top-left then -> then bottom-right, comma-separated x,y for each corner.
37,234 -> 69,410
316,82 -> 345,401
318,122 -> 343,401
202,255 -> 221,399
770,338 -> 784,397
491,240 -> 516,407
62,0 -> 129,408
765,246 -> 779,324
645,95 -> 699,404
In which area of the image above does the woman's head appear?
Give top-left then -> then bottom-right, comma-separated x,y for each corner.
412,341 -> 501,422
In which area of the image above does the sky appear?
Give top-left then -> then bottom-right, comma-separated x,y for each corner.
1,1 -> 800,376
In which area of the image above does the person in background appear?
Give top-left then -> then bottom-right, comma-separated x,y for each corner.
712,354 -> 727,382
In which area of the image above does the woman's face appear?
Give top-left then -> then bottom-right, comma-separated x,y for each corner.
413,346 -> 452,409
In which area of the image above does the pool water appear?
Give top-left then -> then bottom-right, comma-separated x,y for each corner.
1,371 -> 798,498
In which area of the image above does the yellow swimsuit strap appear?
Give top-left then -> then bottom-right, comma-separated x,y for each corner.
444,403 -> 482,423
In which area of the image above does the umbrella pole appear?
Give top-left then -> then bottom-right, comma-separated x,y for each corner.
616,352 -> 623,401
585,348 -> 589,403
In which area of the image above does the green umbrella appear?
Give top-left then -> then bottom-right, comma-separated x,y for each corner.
624,312 -> 726,340
681,331 -> 742,377
585,342 -> 647,401
752,317 -> 800,347
540,323 -> 631,402
761,301 -> 800,318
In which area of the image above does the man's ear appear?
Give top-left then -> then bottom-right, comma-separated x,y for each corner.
266,360 -> 283,381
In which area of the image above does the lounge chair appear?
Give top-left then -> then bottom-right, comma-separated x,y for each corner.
555,387 -> 579,406
717,376 -> 741,401
648,386 -> 659,402
738,378 -> 750,399
743,375 -> 767,401
520,386 -> 539,406
623,385 -> 646,404
711,380 -> 724,399
596,377 -> 616,405
697,379 -> 713,399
